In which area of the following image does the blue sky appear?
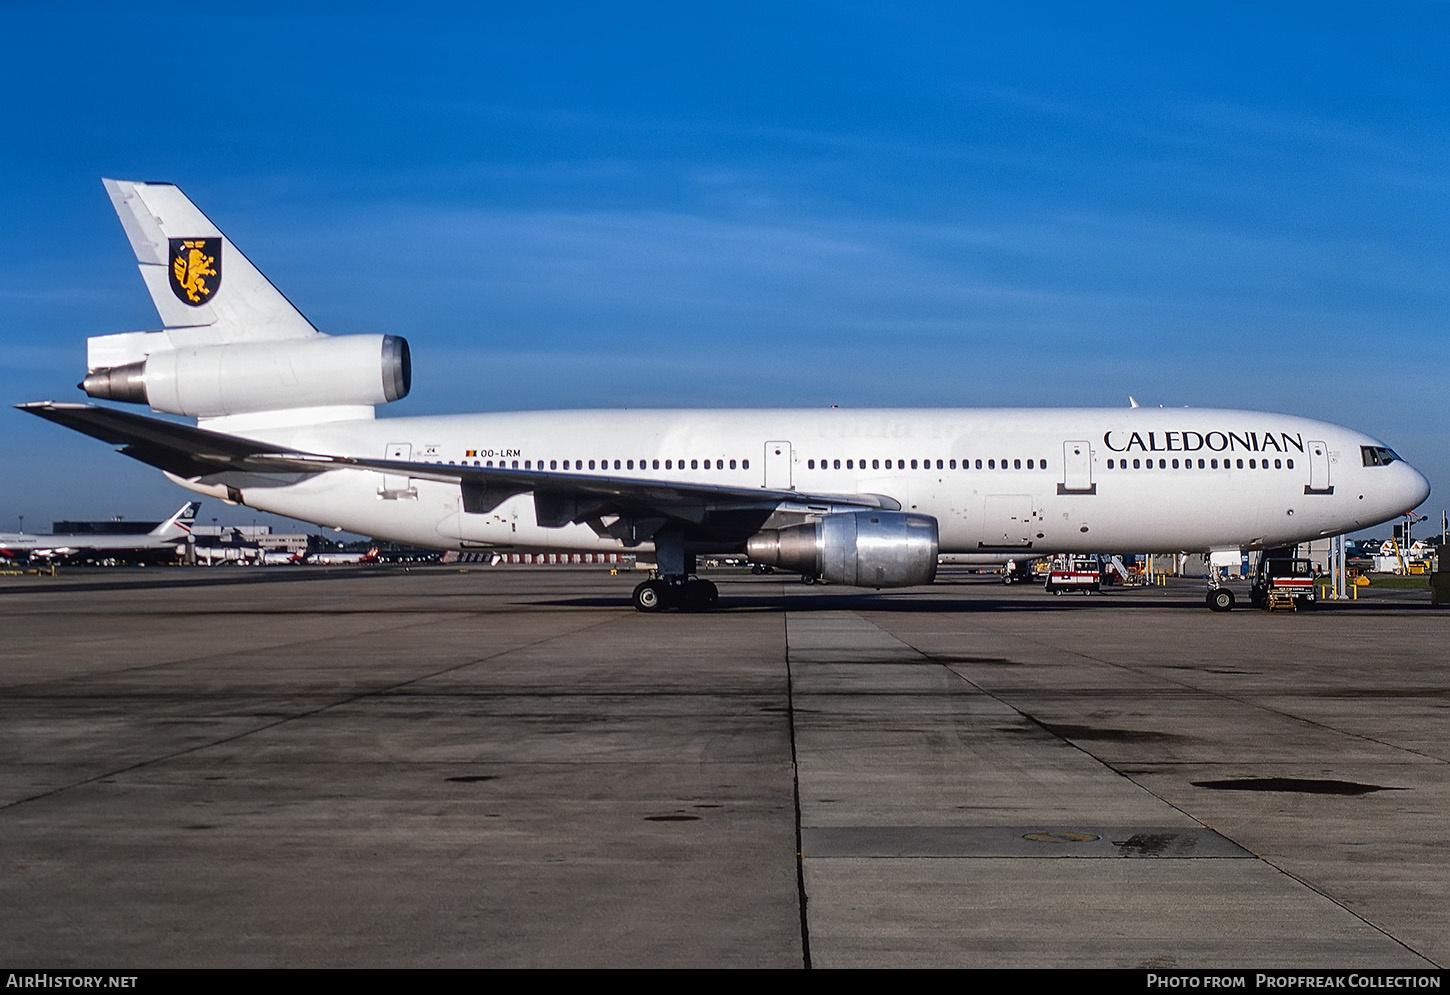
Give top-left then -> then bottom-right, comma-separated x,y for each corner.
1,2 -> 1446,536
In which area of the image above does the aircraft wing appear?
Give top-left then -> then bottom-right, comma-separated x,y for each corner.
18,402 -> 899,530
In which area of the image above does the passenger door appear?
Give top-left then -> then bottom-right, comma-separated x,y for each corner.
1306,440 -> 1333,494
382,443 -> 416,498
764,441 -> 793,490
1059,440 -> 1096,495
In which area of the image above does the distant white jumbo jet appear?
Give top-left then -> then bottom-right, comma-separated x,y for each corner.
20,180 -> 1429,610
0,502 -> 199,561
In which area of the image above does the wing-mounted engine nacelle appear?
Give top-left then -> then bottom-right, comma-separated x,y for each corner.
746,511 -> 939,588
81,334 -> 410,418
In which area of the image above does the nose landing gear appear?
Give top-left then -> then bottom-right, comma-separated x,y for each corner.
1207,587 -> 1235,612
1204,552 -> 1236,611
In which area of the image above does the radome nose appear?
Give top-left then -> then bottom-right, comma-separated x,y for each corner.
1402,463 -> 1431,512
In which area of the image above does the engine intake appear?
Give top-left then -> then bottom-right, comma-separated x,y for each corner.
746,511 -> 939,588
81,334 -> 410,417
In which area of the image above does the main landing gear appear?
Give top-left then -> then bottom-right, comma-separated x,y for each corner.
631,529 -> 719,612
632,577 -> 719,613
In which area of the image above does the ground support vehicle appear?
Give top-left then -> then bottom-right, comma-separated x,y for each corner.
1249,553 -> 1317,611
1045,555 -> 1101,595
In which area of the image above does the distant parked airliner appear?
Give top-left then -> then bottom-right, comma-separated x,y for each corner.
0,502 -> 199,561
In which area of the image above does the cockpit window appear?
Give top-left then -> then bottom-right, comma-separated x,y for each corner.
1361,446 -> 1401,467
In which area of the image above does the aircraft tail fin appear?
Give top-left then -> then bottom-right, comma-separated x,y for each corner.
100,179 -> 318,346
81,182 -> 409,424
149,501 -> 202,538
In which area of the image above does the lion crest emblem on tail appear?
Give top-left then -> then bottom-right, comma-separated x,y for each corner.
168,237 -> 221,305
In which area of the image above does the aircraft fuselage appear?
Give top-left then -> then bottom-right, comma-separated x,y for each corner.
189,406 -> 1427,558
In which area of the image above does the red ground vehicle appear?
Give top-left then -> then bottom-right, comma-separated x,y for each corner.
1045,555 -> 1101,595
1249,555 -> 1317,610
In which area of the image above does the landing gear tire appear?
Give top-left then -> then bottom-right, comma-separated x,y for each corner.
1207,589 -> 1235,612
635,578 -> 718,612
682,579 -> 718,612
633,580 -> 666,613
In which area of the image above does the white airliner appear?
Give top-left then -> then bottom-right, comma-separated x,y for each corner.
18,180 -> 1430,611
254,547 -> 379,566
301,547 -> 381,566
0,502 -> 200,561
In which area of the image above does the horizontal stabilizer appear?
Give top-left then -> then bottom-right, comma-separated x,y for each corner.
16,402 -> 319,478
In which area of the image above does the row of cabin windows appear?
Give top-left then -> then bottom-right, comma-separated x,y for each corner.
422,454 -> 1296,474
1107,457 -> 1295,471
448,458 -> 751,471
807,457 -> 1049,471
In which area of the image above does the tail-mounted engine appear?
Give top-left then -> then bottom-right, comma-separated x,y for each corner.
81,334 -> 410,418
746,511 -> 939,588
